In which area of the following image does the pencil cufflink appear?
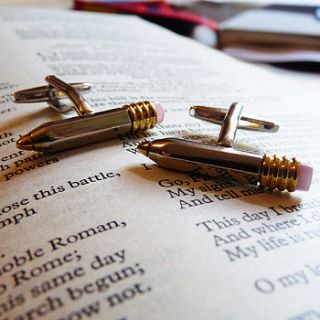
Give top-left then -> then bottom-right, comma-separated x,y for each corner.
13,75 -> 164,153
138,102 -> 313,192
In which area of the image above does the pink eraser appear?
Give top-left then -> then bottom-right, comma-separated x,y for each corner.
155,102 -> 164,124
297,163 -> 313,191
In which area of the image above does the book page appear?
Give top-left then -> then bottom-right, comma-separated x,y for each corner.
1,7 -> 320,320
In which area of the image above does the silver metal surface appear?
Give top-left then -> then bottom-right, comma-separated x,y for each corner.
12,80 -> 92,113
190,104 -> 279,132
217,102 -> 243,147
28,108 -> 131,152
45,75 -> 94,116
141,138 -> 263,186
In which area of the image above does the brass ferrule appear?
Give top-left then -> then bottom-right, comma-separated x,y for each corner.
123,101 -> 157,132
259,155 -> 300,192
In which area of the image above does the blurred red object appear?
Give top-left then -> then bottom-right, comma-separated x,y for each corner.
74,0 -> 217,45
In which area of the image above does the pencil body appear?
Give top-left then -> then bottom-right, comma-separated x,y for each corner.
139,138 -> 262,186
19,108 -> 132,153
17,100 -> 162,153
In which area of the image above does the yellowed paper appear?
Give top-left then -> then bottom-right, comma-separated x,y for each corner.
1,7 -> 320,320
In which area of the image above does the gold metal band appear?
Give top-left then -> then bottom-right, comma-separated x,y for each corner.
259,154 -> 300,192
124,101 -> 157,132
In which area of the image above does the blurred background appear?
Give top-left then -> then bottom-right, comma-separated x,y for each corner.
0,0 -> 319,89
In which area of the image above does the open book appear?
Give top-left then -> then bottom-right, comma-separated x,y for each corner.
1,6 -> 320,320
218,8 -> 320,63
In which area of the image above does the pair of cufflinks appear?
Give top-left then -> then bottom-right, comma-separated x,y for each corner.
13,76 -> 312,192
